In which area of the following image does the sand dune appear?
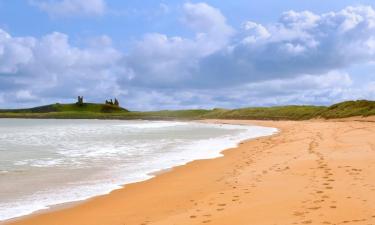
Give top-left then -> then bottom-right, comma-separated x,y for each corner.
4,119 -> 375,225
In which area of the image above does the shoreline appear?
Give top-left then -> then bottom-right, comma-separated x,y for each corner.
4,118 -> 375,225
1,120 -> 277,224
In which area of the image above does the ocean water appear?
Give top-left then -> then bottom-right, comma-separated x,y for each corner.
0,119 -> 277,221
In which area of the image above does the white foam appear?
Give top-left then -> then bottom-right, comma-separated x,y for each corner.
0,182 -> 124,221
13,158 -> 65,168
114,121 -> 189,129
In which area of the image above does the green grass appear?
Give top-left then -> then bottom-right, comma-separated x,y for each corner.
0,103 -> 128,114
201,105 -> 326,120
0,100 -> 374,120
318,100 -> 375,119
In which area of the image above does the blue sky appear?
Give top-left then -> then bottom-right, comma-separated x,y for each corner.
0,0 -> 374,110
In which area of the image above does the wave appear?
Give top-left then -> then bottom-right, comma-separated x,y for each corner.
114,121 -> 189,129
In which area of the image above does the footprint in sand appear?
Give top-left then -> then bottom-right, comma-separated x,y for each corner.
293,211 -> 305,216
351,219 -> 367,223
232,195 -> 240,201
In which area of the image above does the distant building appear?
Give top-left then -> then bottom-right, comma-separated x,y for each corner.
105,98 -> 120,107
76,96 -> 84,105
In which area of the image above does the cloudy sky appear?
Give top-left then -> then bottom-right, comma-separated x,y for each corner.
0,0 -> 374,110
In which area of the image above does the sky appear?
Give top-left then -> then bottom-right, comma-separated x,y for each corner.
0,0 -> 374,110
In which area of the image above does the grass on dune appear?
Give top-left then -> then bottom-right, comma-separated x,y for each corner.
201,105 -> 326,120
318,100 -> 375,119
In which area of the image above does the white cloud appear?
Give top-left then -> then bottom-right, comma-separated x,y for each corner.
30,0 -> 106,17
15,90 -> 37,102
126,33 -> 198,86
283,43 -> 306,54
182,2 -> 233,36
0,28 -> 124,107
0,30 -> 35,73
280,10 -> 320,29
193,5 -> 375,87
241,21 -> 270,44
124,2 -> 234,88
182,2 -> 234,52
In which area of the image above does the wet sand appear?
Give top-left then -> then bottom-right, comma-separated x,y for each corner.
4,119 -> 375,225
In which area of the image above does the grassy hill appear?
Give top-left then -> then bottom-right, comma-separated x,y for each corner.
0,103 -> 128,114
200,105 -> 326,120
318,100 -> 375,119
0,100 -> 374,120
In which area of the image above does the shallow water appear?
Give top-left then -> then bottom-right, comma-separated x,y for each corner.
0,119 -> 277,221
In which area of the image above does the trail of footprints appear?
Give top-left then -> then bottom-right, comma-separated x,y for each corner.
185,138 -> 296,224
293,135 -> 341,224
293,133 -> 375,225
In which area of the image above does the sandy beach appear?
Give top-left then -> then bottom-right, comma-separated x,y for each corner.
4,118 -> 375,225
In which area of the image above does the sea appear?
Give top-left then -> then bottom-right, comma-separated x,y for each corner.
0,119 -> 277,221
